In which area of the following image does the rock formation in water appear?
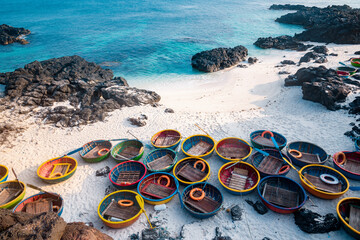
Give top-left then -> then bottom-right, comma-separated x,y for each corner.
0,24 -> 30,45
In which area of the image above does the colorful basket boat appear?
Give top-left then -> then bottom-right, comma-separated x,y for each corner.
137,172 -> 179,205
333,151 -> 360,181
251,149 -> 292,177
181,135 -> 215,159
286,141 -> 329,167
299,164 -> 349,199
337,197 -> 360,239
351,58 -> 360,68
79,140 -> 112,163
143,148 -> 177,172
250,130 -> 287,150
257,176 -> 307,214
109,161 -> 147,189
215,137 -> 252,163
111,139 -> 144,163
13,192 -> 64,216
218,161 -> 260,195
37,156 -> 78,184
173,157 -> 210,185
337,66 -> 357,76
0,165 -> 9,183
98,190 -> 144,228
181,182 -> 223,219
336,71 -> 350,78
0,180 -> 26,209
151,129 -> 181,150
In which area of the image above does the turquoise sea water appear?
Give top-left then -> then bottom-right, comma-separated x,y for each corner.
0,0 -> 359,83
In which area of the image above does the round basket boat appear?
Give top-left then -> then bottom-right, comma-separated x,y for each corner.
299,164 -> 349,199
337,197 -> 360,240
137,172 -> 179,205
151,129 -> 181,150
79,140 -> 112,163
351,58 -> 360,68
218,161 -> 260,195
251,149 -> 292,177
215,137 -> 252,163
336,71 -> 350,78
337,66 -> 357,76
286,141 -> 329,167
37,156 -> 78,184
173,157 -> 210,185
333,151 -> 360,181
0,180 -> 26,209
109,161 -> 147,189
250,130 -> 287,150
0,164 -> 9,183
111,140 -> 144,163
98,190 -> 144,229
182,135 -> 215,159
257,176 -> 307,214
143,148 -> 177,172
181,182 -> 223,219
13,192 -> 63,216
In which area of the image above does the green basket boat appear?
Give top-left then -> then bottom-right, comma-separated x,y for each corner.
111,139 -> 144,163
351,58 -> 360,68
0,180 -> 26,209
79,140 -> 112,163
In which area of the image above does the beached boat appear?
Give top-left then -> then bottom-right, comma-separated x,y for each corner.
337,70 -> 350,78
333,151 -> 360,181
337,197 -> 360,239
215,137 -> 252,162
109,161 -> 147,189
98,190 -> 144,228
182,135 -> 215,159
251,149 -> 292,177
299,164 -> 349,199
151,129 -> 181,150
37,156 -> 77,184
257,176 -> 307,214
351,58 -> 360,68
173,157 -> 210,185
79,140 -> 112,163
13,192 -> 63,216
143,148 -> 177,172
286,141 -> 329,167
0,180 -> 26,209
111,139 -> 144,163
218,161 -> 260,195
181,182 -> 223,219
250,130 -> 287,150
0,165 -> 8,183
137,172 -> 179,205
337,66 -> 357,75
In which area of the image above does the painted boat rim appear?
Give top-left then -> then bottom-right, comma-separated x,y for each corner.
36,156 -> 78,181
0,164 -> 9,182
173,157 -> 211,185
151,129 -> 182,149
181,134 -> 216,158
0,180 -> 26,208
215,137 -> 253,161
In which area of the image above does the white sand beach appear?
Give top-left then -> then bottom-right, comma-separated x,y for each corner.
1,43 -> 360,239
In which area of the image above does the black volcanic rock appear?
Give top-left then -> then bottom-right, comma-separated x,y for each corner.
294,209 -> 340,233
269,4 -> 308,11
191,46 -> 248,72
254,35 -> 311,51
0,24 -> 30,45
280,60 -> 296,65
312,46 -> 329,54
355,51 -> 360,55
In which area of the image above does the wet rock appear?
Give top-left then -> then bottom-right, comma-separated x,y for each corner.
254,35 -> 311,51
294,209 -> 340,233
278,71 -> 290,75
164,108 -> 174,113
280,60 -> 296,65
0,24 -> 30,45
314,57 -> 328,64
329,53 -> 338,56
230,205 -> 242,221
269,4 -> 307,11
237,64 -> 248,68
142,228 -> 159,240
95,166 -> 110,177
299,52 -> 319,63
248,57 -> 258,64
129,233 -> 140,240
284,65 -> 338,86
128,114 -> 148,127
355,51 -> 360,55
213,227 -> 232,240
191,45 -> 248,72
245,200 -> 268,215
312,46 -> 329,54
61,222 -> 113,240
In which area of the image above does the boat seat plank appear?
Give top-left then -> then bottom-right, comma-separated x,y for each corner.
154,135 -> 178,147
229,173 -> 247,190
83,145 -> 107,158
176,164 -> 207,182
350,205 -> 360,232
217,147 -> 248,159
262,184 -> 299,208
257,156 -> 283,174
147,154 -> 173,170
25,199 -> 53,214
52,164 -> 70,176
344,159 -> 360,174
187,141 -> 212,156
140,182 -> 175,199
304,173 -> 342,193
116,146 -> 140,159
184,194 -> 220,213
116,171 -> 141,184
293,152 -> 320,163
253,136 -> 275,147
0,188 -> 22,205
103,199 -> 140,220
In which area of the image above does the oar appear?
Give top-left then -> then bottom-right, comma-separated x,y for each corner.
350,186 -> 360,191
195,124 -> 210,136
11,168 -> 23,190
177,191 -> 184,208
127,130 -> 144,154
27,183 -> 60,199
135,195 -> 153,229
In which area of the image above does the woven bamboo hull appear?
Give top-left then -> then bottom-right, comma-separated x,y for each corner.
182,135 -> 215,159
144,149 -> 177,173
333,151 -> 360,181
286,141 -> 328,167
151,129 -> 181,150
215,138 -> 252,163
37,156 -> 77,184
351,58 -> 360,68
299,164 -> 349,200
250,130 -> 287,150
109,161 -> 147,189
337,197 -> 360,240
111,140 -> 144,163
0,165 -> 8,183
251,149 -> 292,177
173,157 -> 210,185
80,140 -> 112,163
0,181 -> 26,209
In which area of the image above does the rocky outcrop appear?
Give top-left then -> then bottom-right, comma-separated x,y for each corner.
0,24 -> 30,45
61,222 -> 113,240
269,4 -> 308,11
294,209 -> 340,233
191,46 -> 248,72
254,35 -> 311,51
0,55 -> 160,127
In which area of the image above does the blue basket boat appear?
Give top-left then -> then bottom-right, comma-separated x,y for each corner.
250,130 -> 287,150
143,148 -> 177,172
109,161 -> 147,189
182,135 -> 215,159
251,149 -> 292,177
286,141 -> 329,167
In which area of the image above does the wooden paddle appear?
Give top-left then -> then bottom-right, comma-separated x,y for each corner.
27,183 -> 60,199
135,195 -> 153,229
195,124 -> 210,136
11,168 -> 23,190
